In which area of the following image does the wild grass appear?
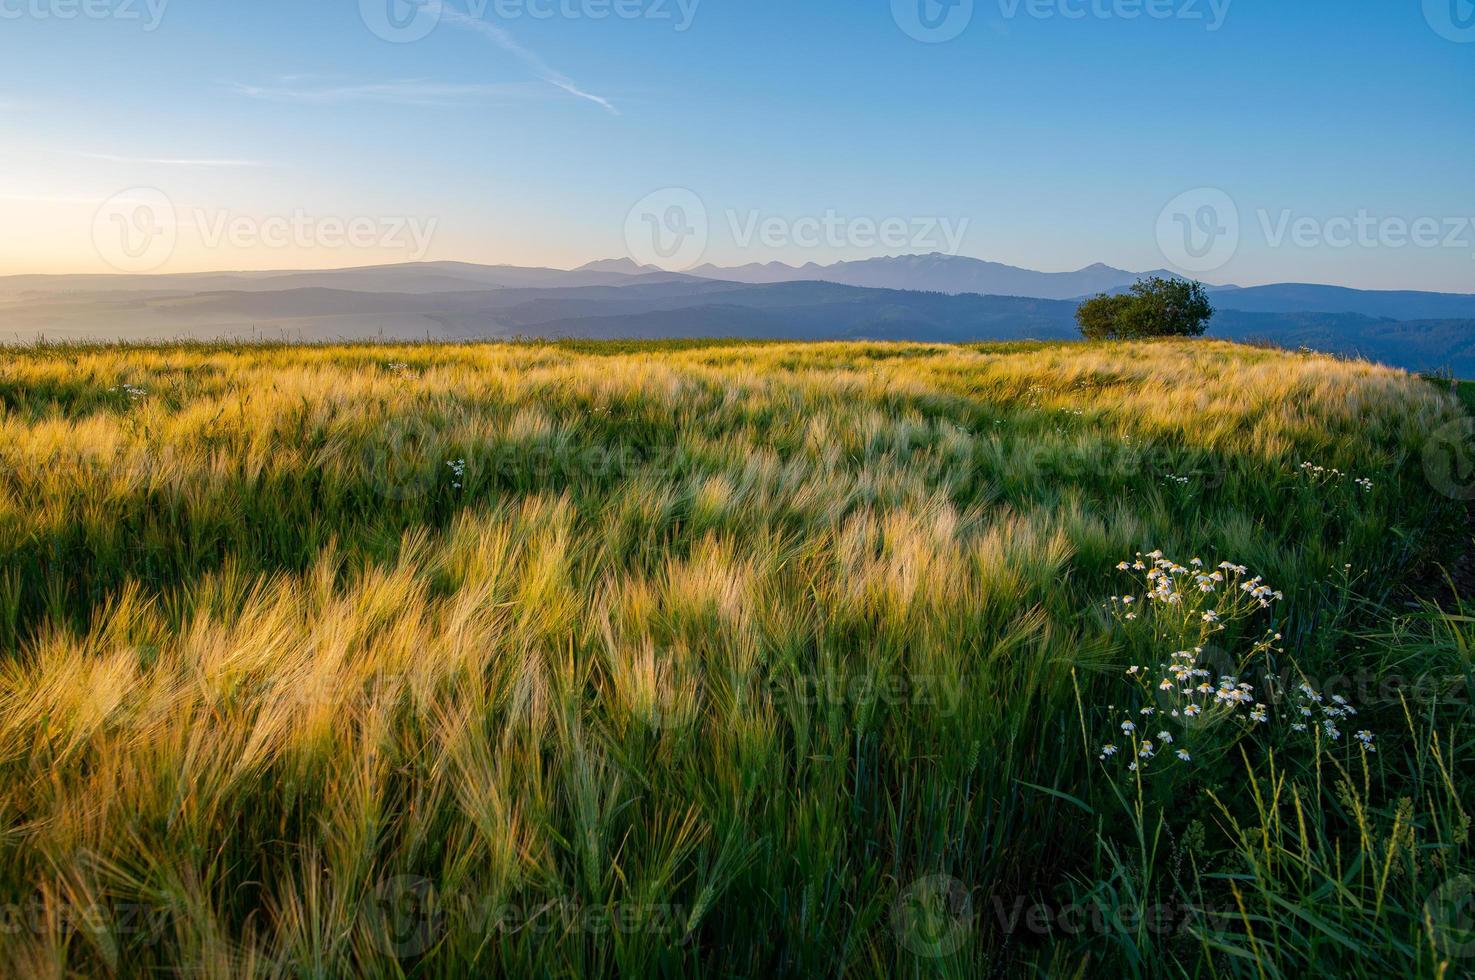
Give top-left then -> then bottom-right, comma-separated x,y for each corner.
0,338 -> 1468,977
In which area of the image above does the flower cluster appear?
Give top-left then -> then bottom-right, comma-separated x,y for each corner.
109,383 -> 147,402
385,361 -> 420,379
1099,553 -> 1284,775
1108,553 -> 1282,613
1104,644 -> 1279,770
1298,461 -> 1373,493
446,459 -> 466,490
1288,681 -> 1375,751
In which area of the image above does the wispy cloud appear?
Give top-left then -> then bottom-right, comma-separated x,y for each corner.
440,7 -> 619,115
71,150 -> 269,168
0,192 -> 114,205
226,78 -> 547,107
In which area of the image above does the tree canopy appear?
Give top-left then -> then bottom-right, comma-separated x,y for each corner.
1077,276 -> 1215,340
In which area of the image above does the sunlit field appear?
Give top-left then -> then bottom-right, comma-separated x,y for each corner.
0,339 -> 1471,977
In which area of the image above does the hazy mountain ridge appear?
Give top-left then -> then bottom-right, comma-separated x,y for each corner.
689,253 -> 1183,300
3,258 -> 1472,374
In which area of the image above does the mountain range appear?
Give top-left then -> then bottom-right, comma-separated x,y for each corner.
2,256 -> 1472,375
687,254 -> 1184,300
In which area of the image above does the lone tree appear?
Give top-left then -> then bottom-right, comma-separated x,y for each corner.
1076,276 -> 1214,340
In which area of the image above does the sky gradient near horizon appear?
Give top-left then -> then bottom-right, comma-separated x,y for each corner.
0,0 -> 1471,290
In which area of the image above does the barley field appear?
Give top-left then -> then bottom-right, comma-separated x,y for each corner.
0,339 -> 1470,977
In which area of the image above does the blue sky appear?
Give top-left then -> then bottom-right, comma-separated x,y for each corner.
0,0 -> 1471,290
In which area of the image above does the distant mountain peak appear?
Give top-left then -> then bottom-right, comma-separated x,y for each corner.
688,253 -> 1183,300
576,258 -> 658,275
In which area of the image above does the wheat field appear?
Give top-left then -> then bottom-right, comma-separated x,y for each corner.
0,339 -> 1470,977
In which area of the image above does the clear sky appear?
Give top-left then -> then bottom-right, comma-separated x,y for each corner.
1,0 -> 1471,290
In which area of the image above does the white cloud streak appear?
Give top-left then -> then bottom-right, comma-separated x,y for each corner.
72,151 -> 269,168
226,78 -> 546,107
440,7 -> 618,115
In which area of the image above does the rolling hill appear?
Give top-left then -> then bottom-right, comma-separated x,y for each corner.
3,258 -> 1472,374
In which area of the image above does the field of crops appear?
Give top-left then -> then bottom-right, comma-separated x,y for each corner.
0,339 -> 1471,977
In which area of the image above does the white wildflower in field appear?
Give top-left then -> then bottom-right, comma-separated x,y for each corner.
110,383 -> 147,401
1299,461 -> 1376,498
1091,553 -> 1334,778
1286,680 -> 1371,751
